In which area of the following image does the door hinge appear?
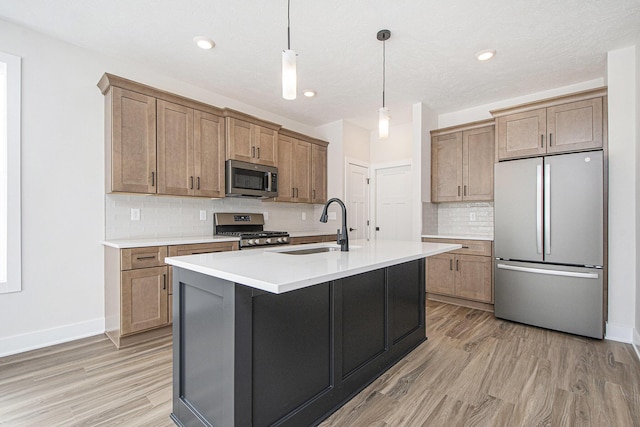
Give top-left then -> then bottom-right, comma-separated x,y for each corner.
366,178 -> 370,184
367,220 -> 370,226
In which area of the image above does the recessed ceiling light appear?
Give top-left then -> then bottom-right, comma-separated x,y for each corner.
303,90 -> 316,98
194,36 -> 215,50
476,49 -> 496,61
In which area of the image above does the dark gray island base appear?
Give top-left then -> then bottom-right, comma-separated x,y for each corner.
170,259 -> 426,427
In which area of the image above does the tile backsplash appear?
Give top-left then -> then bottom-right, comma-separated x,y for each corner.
436,202 -> 494,237
105,194 -> 338,240
423,202 -> 494,238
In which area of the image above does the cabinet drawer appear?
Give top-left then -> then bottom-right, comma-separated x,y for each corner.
422,238 -> 492,257
290,236 -> 323,245
121,246 -> 167,270
168,241 -> 239,256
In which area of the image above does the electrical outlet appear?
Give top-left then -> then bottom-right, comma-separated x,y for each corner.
470,212 -> 477,221
263,211 -> 269,221
301,212 -> 306,220
328,212 -> 337,220
200,210 -> 207,221
130,208 -> 140,221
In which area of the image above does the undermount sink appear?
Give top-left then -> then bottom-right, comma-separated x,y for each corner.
277,246 -> 341,255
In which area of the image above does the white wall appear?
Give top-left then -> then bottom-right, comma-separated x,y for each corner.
370,122 -> 413,164
343,121 -> 370,164
0,18 -> 329,356
606,46 -> 637,343
635,42 -> 640,356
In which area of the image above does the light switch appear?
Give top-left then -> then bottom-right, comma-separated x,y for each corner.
470,212 -> 477,221
263,211 -> 269,221
301,212 -> 306,220
200,210 -> 207,221
130,208 -> 140,221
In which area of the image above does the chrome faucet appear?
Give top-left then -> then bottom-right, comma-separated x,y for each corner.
320,198 -> 349,251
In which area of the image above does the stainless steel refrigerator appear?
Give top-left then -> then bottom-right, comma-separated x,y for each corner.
494,151 -> 604,338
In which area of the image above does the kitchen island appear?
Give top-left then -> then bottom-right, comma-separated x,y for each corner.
166,239 -> 460,427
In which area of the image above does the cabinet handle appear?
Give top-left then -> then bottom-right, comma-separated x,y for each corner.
291,188 -> 295,197
457,186 -> 461,197
549,133 -> 553,146
190,176 -> 194,189
197,177 -> 200,190
462,246 -> 469,249
449,259 -> 453,270
463,185 -> 467,196
136,255 -> 156,260
257,147 -> 260,159
163,274 -> 166,290
295,188 -> 298,198
456,259 -> 459,271
151,172 -> 155,187
313,189 -> 316,199
252,146 -> 256,158
540,134 -> 544,148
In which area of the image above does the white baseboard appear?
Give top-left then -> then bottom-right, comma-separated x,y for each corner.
634,328 -> 640,363
0,318 -> 105,358
604,321 -> 633,343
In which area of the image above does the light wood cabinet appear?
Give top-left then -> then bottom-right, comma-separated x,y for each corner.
311,143 -> 328,204
431,121 -> 494,203
99,73 -> 226,198
492,88 -> 606,160
225,110 -> 280,167
104,240 -> 239,348
105,87 -> 157,194
157,100 -> 225,197
289,234 -> 337,245
276,129 -> 329,204
423,238 -> 493,310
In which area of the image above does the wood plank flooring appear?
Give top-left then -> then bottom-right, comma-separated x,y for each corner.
1,300 -> 639,426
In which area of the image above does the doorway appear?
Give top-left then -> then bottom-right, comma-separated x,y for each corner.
374,164 -> 412,240
346,161 -> 369,241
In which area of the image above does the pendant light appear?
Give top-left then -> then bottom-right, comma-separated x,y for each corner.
282,0 -> 296,100
377,29 -> 391,139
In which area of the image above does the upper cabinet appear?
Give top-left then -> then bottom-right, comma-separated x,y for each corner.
275,129 -> 329,204
99,73 -> 226,198
492,88 -> 607,161
431,121 -> 494,203
225,109 -> 280,167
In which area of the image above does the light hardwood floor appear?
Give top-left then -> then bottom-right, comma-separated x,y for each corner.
1,301 -> 639,426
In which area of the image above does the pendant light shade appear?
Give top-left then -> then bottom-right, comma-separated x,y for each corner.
378,107 -> 390,139
282,49 -> 297,100
282,0 -> 296,100
377,29 -> 391,139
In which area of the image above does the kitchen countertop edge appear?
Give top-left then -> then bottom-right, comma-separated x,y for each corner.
421,234 -> 494,241
101,235 -> 241,249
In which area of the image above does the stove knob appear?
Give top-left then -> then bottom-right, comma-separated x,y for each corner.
254,239 -> 261,245
282,237 -> 288,243
247,239 -> 254,245
265,238 -> 271,244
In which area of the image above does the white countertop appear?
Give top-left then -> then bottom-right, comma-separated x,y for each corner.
421,234 -> 494,241
101,235 -> 240,249
165,239 -> 461,294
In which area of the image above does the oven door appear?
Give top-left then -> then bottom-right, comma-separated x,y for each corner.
226,160 -> 278,198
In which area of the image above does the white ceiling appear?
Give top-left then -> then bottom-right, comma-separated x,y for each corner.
1,0 -> 639,130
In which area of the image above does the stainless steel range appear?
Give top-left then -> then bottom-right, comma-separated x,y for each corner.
214,213 -> 289,248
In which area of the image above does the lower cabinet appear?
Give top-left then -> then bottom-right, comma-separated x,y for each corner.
289,234 -> 337,245
423,238 -> 493,310
105,240 -> 239,348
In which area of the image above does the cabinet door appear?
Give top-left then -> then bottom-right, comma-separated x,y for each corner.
194,110 -> 225,198
292,139 -> 312,202
276,135 -> 294,202
426,254 -> 455,296
110,87 -> 157,193
463,126 -> 494,201
431,132 -> 462,202
547,97 -> 603,154
157,100 -> 194,196
255,126 -> 278,166
226,118 -> 254,163
121,266 -> 169,335
455,255 -> 492,302
311,144 -> 328,204
496,108 -> 546,160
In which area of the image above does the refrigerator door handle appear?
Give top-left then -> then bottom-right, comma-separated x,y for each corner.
496,263 -> 599,279
544,164 -> 551,255
536,164 -> 543,254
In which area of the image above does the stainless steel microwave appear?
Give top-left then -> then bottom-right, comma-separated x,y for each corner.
225,159 -> 278,198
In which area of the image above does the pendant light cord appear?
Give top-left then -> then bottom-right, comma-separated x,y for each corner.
382,39 -> 386,108
287,0 -> 291,50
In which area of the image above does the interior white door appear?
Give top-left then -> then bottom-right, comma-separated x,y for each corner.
346,162 -> 369,241
375,165 -> 412,240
